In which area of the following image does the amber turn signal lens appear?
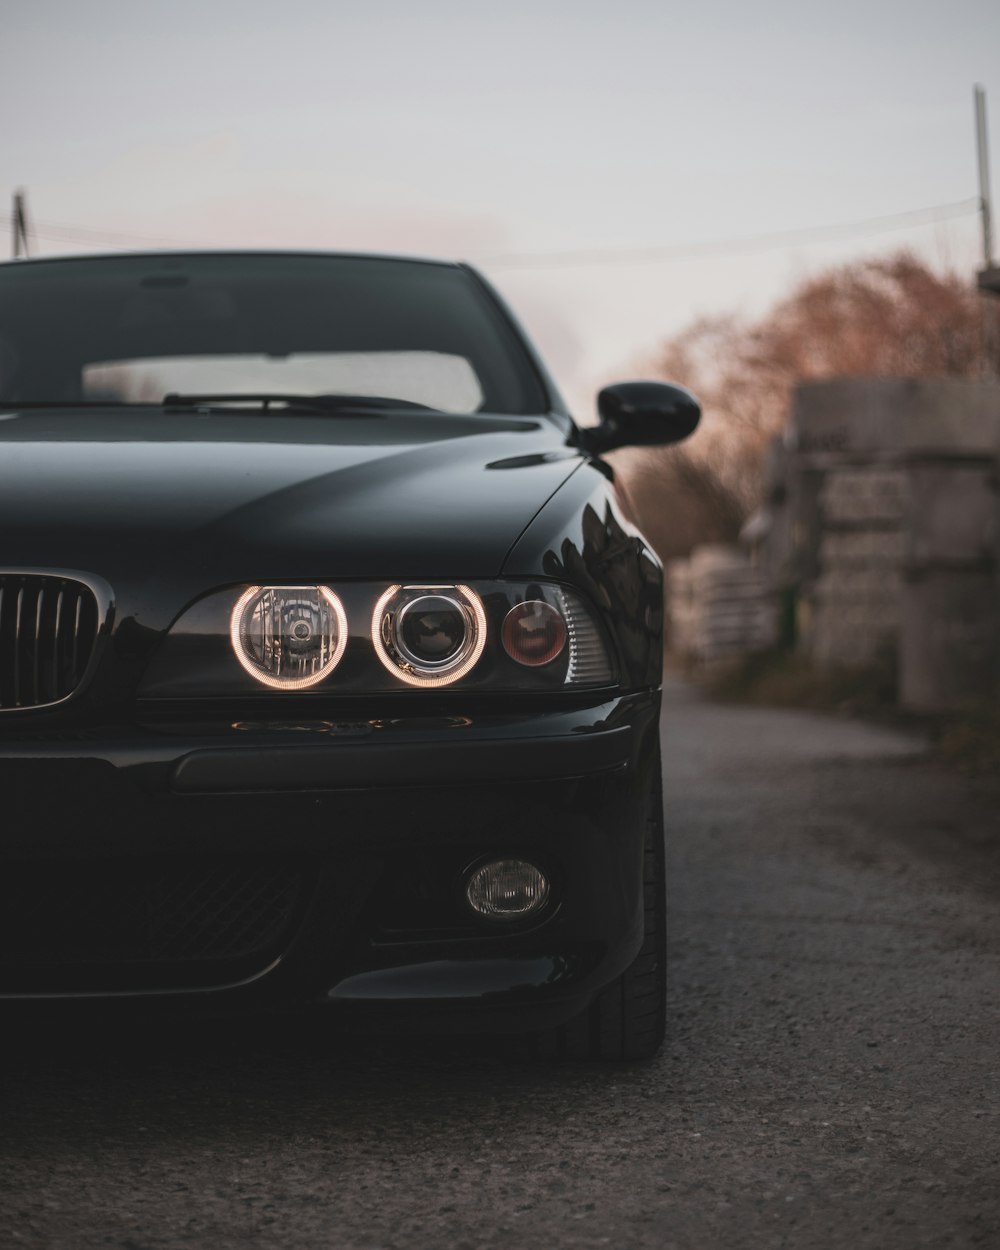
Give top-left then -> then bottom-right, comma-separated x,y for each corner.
501,600 -> 567,667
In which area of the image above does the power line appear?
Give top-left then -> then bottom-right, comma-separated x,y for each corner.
472,198 -> 982,271
0,215 -> 205,249
0,196 -> 982,268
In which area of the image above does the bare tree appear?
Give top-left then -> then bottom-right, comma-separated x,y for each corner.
616,251 -> 999,563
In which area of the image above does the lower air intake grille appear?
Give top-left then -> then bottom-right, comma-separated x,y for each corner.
0,857 -> 307,977
146,859 -> 304,961
0,574 -> 102,709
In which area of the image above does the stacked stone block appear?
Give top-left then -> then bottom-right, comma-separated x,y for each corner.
666,545 -> 776,665
802,467 -> 907,667
760,378 -> 1000,710
900,460 -> 999,712
670,378 -> 1000,704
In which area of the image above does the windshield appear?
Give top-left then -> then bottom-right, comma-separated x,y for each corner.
0,253 -> 546,415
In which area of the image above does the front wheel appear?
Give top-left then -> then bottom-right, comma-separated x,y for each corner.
530,755 -> 666,1062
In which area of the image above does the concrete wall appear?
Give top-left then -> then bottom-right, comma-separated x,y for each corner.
745,377 -> 1000,712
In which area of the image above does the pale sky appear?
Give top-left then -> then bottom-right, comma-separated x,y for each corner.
3,0 -> 997,415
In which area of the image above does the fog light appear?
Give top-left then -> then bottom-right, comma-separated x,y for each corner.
465,859 -> 549,921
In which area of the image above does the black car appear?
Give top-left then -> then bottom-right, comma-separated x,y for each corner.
0,251 -> 698,1060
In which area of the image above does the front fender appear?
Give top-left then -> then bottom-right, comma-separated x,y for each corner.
501,462 -> 663,691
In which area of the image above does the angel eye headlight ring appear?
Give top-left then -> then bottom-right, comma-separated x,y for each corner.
372,584 -> 487,687
230,585 -> 348,690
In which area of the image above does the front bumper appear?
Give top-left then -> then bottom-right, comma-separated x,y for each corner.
0,693 -> 660,1031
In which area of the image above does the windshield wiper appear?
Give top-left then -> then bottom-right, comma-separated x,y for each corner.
161,393 -> 437,414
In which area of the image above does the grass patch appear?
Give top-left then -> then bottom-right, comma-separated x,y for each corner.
703,648 -> 1000,777
702,649 -> 897,717
933,707 -> 1000,776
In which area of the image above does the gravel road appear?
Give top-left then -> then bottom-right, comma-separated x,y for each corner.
3,680 -> 998,1250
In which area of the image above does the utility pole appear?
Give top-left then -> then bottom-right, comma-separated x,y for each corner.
974,87 -> 999,374
975,86 -> 994,267
11,189 -> 31,258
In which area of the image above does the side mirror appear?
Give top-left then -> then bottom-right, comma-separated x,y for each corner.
579,380 -> 701,454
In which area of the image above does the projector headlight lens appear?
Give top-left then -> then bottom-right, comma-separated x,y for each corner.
372,584 -> 486,686
230,585 -> 347,690
397,594 -> 469,667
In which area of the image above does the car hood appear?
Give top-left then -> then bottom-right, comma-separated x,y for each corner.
1,408 -> 582,624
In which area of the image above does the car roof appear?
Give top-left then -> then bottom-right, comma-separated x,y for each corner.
0,249 -> 466,272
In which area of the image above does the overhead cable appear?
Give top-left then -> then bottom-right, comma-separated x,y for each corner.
0,197 -> 981,268
472,198 -> 982,270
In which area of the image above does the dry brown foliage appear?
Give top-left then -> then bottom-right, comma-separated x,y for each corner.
617,251 -> 999,563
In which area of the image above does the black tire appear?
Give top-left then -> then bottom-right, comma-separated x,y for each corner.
530,755 -> 666,1062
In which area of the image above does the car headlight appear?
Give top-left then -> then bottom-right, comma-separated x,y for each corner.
229,585 -> 348,690
372,585 -> 487,687
140,580 -> 615,697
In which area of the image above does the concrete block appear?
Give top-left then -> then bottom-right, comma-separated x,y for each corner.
900,570 -> 999,711
820,530 -> 906,566
790,378 -> 1000,457
804,615 -> 894,667
904,465 -> 998,566
814,568 -> 903,600
799,578 -> 899,665
666,544 -> 778,661
820,468 -> 908,524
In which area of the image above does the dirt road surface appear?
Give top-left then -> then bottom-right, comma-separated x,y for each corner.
3,680 -> 998,1249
